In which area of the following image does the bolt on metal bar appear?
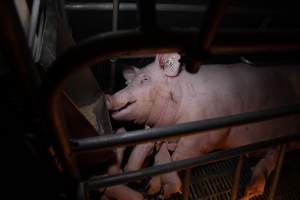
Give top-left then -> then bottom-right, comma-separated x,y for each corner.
230,155 -> 244,200
183,169 -> 191,200
85,134 -> 300,189
268,144 -> 287,200
71,104 -> 300,151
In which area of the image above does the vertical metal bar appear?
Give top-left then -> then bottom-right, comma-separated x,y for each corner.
137,0 -> 157,32
28,0 -> 41,49
185,0 -> 229,73
230,155 -> 244,200
268,144 -> 287,200
109,0 -> 120,93
183,169 -> 191,200
112,0 -> 119,32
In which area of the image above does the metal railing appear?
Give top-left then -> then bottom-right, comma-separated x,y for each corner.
3,0 -> 300,200
43,1 -> 300,200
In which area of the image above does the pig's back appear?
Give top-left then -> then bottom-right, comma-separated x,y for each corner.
208,64 -> 300,148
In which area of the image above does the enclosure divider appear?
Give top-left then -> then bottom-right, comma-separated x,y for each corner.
85,134 -> 300,189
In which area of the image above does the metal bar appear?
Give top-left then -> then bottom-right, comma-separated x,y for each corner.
0,0 -> 39,108
268,144 -> 287,200
185,0 -> 229,73
109,0 -> 120,93
183,169 -> 191,200
71,104 -> 300,151
198,0 -> 229,51
85,134 -> 300,189
64,3 -> 283,15
137,0 -> 157,32
230,155 -> 244,200
28,0 -> 41,49
112,0 -> 119,32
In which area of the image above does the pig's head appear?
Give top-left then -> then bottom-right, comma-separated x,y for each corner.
105,53 -> 182,126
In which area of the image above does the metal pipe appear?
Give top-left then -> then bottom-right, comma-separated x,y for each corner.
0,0 -> 39,109
64,3 -> 283,15
85,134 -> 300,189
185,0 -> 229,73
230,155 -> 244,200
28,0 -> 40,49
112,0 -> 119,32
137,0 -> 157,32
268,144 -> 287,200
71,104 -> 300,151
109,0 -> 120,93
183,169 -> 191,200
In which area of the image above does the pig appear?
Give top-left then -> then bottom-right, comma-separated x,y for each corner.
105,53 -> 300,199
99,128 -> 144,200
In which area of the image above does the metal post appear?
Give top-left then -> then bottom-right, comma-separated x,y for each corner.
185,0 -> 229,73
109,0 -> 120,93
28,0 -> 41,49
268,144 -> 287,200
183,169 -> 191,200
230,155 -> 244,200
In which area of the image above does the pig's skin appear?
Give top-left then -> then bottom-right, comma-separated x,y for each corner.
99,129 -> 143,200
124,142 -> 155,172
153,143 -> 182,199
106,54 -> 300,199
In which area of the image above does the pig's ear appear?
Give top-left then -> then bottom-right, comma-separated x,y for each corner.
123,66 -> 140,82
157,53 -> 181,77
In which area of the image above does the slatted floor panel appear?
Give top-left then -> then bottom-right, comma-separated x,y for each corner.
149,150 -> 300,200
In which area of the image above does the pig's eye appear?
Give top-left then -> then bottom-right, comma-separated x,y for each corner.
140,75 -> 150,84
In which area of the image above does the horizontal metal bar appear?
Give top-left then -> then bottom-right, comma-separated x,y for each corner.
86,133 -> 300,189
64,3 -> 283,15
71,104 -> 300,151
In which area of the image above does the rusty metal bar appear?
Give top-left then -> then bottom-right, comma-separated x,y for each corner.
198,0 -> 229,51
85,134 -> 300,189
268,144 -> 287,200
230,155 -> 244,200
185,0 -> 229,73
183,169 -> 191,200
137,0 -> 157,32
71,104 -> 300,151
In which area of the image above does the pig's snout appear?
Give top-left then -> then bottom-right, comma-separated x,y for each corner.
105,95 -> 113,110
